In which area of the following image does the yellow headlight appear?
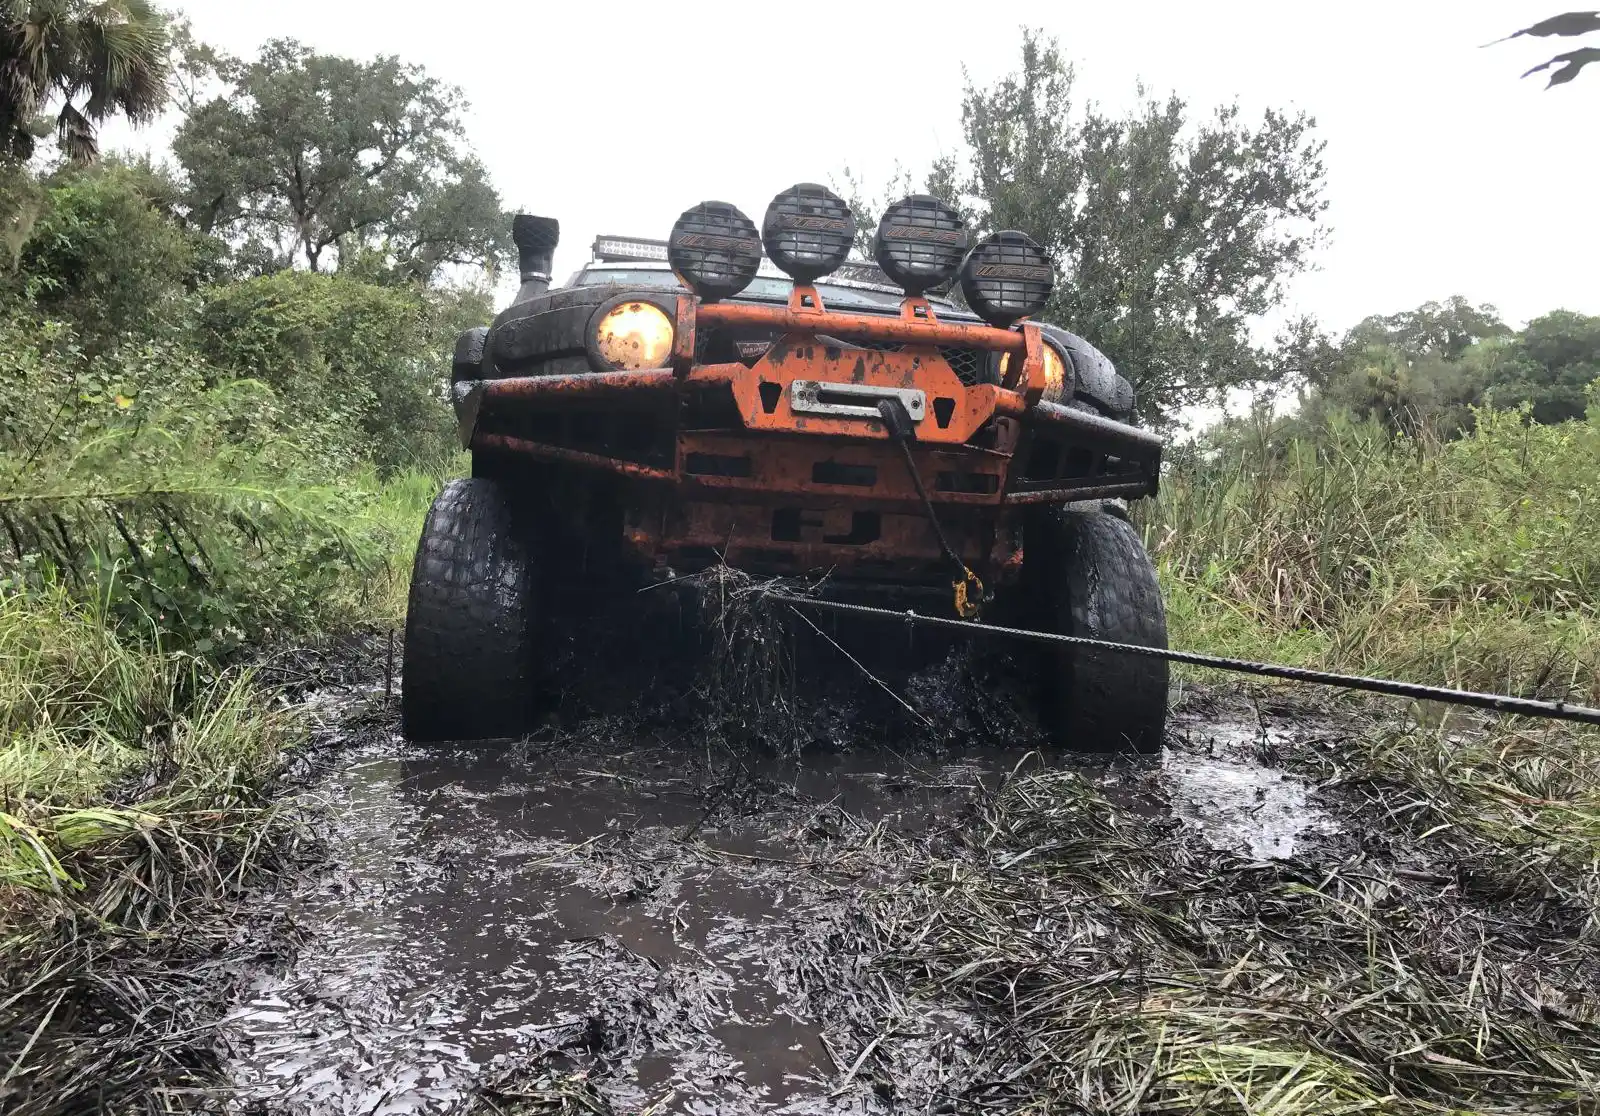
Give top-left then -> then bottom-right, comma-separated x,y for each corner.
594,302 -> 675,370
1000,343 -> 1069,403
1040,343 -> 1067,403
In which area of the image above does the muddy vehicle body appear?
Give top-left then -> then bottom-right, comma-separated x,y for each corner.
404,187 -> 1169,750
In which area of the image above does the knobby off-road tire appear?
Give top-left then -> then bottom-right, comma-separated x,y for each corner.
1022,507 -> 1169,753
402,478 -> 543,742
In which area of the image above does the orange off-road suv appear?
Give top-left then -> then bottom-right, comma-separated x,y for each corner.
403,185 -> 1169,752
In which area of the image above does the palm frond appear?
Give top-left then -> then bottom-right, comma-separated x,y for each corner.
0,0 -> 170,159
1522,45 -> 1600,87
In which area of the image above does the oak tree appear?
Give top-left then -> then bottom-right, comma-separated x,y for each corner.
924,31 -> 1329,427
173,39 -> 511,283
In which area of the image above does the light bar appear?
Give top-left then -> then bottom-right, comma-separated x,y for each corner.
595,233 -> 899,290
592,235 -> 670,263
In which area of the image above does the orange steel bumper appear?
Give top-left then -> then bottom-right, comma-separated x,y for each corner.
466,287 -> 1160,580
476,287 -> 1047,448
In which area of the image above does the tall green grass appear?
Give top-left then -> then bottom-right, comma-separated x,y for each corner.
0,589 -> 289,918
1146,403 -> 1600,703
0,458 -> 442,1111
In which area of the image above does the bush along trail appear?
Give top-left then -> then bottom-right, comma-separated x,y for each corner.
0,153 -> 462,1112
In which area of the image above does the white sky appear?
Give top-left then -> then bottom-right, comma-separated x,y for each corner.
108,0 -> 1598,338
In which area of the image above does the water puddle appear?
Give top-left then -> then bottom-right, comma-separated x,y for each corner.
1161,721 -> 1337,860
220,730 -> 1043,1114
222,694 -> 1336,1113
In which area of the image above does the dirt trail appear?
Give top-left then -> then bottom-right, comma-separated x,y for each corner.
218,685 -> 1331,1115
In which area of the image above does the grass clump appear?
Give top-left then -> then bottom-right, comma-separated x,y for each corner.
0,589 -> 301,1114
1148,403 -> 1600,702
1331,718 -> 1600,923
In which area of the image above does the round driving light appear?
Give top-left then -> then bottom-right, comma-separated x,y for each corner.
668,201 -> 762,302
872,195 -> 970,296
960,230 -> 1055,327
594,301 -> 675,370
761,183 -> 855,284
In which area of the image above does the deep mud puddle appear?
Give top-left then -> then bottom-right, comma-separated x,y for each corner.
221,701 -> 1337,1114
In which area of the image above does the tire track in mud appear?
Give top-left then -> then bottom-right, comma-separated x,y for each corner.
218,687 -> 1337,1115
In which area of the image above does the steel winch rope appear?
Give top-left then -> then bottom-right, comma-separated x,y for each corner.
769,593 -> 1600,728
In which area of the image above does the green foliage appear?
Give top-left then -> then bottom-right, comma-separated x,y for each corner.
10,158 -> 219,339
918,29 -> 1328,427
1343,295 -> 1510,364
0,303 -> 440,657
0,586 -> 300,1112
1303,300 -> 1600,434
173,38 -> 511,281
0,587 -> 282,811
1490,310 -> 1600,423
197,269 -> 484,475
0,144 -> 470,663
1150,399 -> 1600,703
0,0 -> 169,163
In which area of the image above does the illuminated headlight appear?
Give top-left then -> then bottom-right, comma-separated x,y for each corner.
1001,339 -> 1070,404
762,183 -> 855,284
960,231 -> 1054,327
668,201 -> 762,302
873,195 -> 970,296
594,301 -> 675,370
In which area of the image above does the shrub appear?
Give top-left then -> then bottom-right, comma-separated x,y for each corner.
10,159 -> 222,342
0,307 -> 425,657
197,270 -> 484,474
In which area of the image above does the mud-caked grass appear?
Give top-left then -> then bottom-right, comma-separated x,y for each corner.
1313,717 -> 1600,929
808,715 -> 1600,1113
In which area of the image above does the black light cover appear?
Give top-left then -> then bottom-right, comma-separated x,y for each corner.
872,195 -> 970,296
762,183 -> 855,284
959,231 -> 1054,326
668,201 -> 762,301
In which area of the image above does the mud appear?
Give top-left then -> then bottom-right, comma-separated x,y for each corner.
219,676 -> 1338,1115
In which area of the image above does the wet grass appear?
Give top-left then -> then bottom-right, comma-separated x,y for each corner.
1147,408 -> 1600,704
1328,717 -> 1600,927
844,734 -> 1600,1112
0,590 -> 311,1115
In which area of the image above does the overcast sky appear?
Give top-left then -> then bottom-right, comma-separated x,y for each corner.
111,1 -> 1597,337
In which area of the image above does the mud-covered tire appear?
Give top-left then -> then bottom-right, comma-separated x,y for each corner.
1022,507 -> 1169,753
402,478 -> 542,742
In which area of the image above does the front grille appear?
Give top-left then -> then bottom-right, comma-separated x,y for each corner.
939,347 -> 990,386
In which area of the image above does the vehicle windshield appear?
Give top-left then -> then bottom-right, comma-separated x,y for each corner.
569,268 -> 957,315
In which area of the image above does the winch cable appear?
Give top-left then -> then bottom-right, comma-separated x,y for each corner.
876,398 -> 984,619
771,593 -> 1600,728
